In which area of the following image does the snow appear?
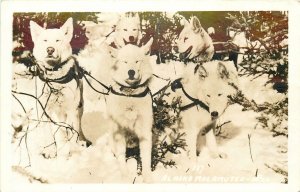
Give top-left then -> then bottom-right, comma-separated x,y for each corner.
11,59 -> 287,185
238,74 -> 286,105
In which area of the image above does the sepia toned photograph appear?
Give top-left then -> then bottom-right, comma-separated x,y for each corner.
10,10 -> 289,184
1,1 -> 300,191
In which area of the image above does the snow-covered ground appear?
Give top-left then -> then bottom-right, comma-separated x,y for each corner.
10,60 -> 287,184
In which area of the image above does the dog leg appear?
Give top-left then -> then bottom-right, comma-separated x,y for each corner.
68,107 -> 92,147
206,128 -> 227,159
40,121 -> 58,159
112,132 -> 128,177
139,136 -> 152,183
186,127 -> 198,163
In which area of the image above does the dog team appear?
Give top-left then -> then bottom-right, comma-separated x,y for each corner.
12,12 -> 238,182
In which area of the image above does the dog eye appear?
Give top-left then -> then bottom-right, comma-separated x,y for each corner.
124,61 -> 128,64
218,94 -> 222,96
136,60 -> 140,64
123,29 -> 127,31
43,40 -> 47,42
207,94 -> 210,97
56,40 -> 61,42
184,37 -> 188,42
133,29 -> 137,31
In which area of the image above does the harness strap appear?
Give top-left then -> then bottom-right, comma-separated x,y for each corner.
179,102 -> 199,111
171,78 -> 209,112
110,87 -> 150,98
194,43 -> 212,62
27,55 -> 112,96
181,86 -> 209,112
115,78 -> 151,90
36,56 -> 81,85
82,74 -> 110,95
41,68 -> 75,84
82,70 -> 110,91
43,58 -> 70,71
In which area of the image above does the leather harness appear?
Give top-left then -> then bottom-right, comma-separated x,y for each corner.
171,78 -> 209,112
35,56 -> 82,85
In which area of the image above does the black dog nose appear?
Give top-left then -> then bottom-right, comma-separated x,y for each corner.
129,36 -> 135,42
211,111 -> 219,117
47,47 -> 55,55
128,69 -> 135,79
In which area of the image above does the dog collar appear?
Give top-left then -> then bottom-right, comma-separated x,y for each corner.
43,58 -> 69,71
115,78 -> 151,89
171,78 -> 209,112
110,86 -> 150,98
39,66 -> 76,84
37,56 -> 83,84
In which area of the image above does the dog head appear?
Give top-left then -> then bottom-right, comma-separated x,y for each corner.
108,38 -> 153,88
175,16 -> 212,60
114,13 -> 142,48
30,18 -> 73,67
185,61 -> 238,119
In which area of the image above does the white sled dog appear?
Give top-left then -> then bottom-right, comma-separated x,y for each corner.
175,16 -> 214,62
112,12 -> 143,48
173,61 -> 238,162
12,18 -> 91,159
106,38 -> 154,182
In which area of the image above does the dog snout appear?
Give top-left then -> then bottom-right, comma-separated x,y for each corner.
211,111 -> 219,118
47,47 -> 55,56
128,69 -> 136,79
129,36 -> 135,42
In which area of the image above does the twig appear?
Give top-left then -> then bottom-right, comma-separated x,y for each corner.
12,94 -> 27,115
24,124 -> 32,167
12,166 -> 48,183
35,73 -> 39,119
11,90 -> 78,135
264,163 -> 288,177
152,81 -> 171,97
248,133 -> 254,163
12,90 -> 80,161
215,120 -> 231,136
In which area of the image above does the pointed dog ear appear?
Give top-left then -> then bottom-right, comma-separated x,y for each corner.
60,17 -> 74,42
195,64 -> 208,79
218,62 -> 230,79
132,12 -> 140,21
142,37 -> 153,55
191,16 -> 202,33
30,21 -> 44,42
